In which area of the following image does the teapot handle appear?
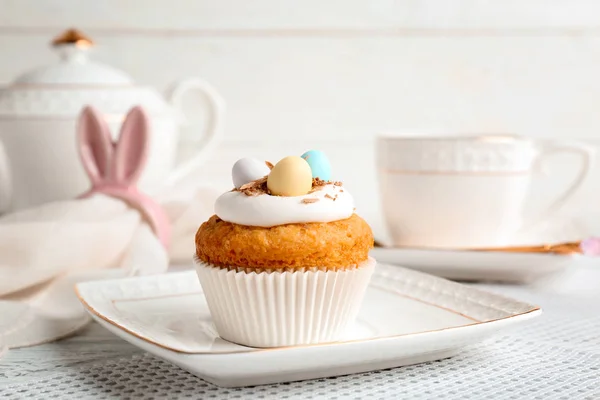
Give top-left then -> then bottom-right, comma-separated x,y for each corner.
166,78 -> 225,186
0,141 -> 11,213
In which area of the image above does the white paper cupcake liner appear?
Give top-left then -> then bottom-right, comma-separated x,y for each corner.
195,257 -> 376,348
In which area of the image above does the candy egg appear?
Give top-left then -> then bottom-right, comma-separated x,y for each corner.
301,150 -> 332,181
267,156 -> 313,196
232,157 -> 271,188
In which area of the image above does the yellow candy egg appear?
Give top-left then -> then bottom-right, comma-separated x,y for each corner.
267,156 -> 313,196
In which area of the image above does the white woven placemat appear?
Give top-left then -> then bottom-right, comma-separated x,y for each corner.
1,270 -> 599,399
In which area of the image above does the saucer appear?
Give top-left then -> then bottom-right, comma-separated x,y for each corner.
370,247 -> 578,283
372,217 -> 592,283
76,264 -> 540,387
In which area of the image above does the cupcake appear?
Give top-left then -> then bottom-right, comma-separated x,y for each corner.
195,151 -> 375,348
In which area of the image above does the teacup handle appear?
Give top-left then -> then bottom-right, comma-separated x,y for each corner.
524,140 -> 594,228
166,78 -> 225,186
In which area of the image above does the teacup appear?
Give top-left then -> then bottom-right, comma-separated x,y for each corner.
376,134 -> 594,249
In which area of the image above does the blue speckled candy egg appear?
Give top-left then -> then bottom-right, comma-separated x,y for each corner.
301,150 -> 331,181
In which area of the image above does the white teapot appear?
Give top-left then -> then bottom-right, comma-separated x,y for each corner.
0,29 -> 225,212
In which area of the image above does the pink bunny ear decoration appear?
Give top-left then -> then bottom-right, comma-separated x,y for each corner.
77,106 -> 171,248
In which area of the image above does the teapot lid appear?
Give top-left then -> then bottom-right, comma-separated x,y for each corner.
13,29 -> 133,86
0,29 -> 172,118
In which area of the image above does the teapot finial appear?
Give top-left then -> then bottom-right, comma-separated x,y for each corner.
51,28 -> 94,49
51,29 -> 94,62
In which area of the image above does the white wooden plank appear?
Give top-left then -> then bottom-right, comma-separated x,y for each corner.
1,0 -> 600,32
3,34 -> 600,144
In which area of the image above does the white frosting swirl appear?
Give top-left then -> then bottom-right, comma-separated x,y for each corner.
215,184 -> 354,227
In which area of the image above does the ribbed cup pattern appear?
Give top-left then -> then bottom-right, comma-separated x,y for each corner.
195,259 -> 375,348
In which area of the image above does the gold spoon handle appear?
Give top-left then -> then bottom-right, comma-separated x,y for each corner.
472,241 -> 582,255
374,239 -> 584,255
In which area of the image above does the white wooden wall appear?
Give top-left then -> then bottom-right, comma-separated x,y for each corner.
1,0 -> 600,238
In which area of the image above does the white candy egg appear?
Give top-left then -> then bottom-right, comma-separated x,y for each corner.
232,157 -> 271,188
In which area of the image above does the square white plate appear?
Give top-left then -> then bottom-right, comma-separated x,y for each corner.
76,264 -> 541,387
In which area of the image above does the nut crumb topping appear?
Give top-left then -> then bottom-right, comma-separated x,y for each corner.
265,161 -> 274,170
309,178 -> 343,193
324,194 -> 334,200
301,198 -> 319,204
312,177 -> 328,188
234,176 -> 343,197
234,176 -> 270,196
